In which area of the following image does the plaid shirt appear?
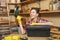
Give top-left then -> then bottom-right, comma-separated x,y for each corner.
24,18 -> 48,30
26,18 -> 48,25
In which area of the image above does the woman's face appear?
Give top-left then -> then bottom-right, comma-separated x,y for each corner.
30,9 -> 38,19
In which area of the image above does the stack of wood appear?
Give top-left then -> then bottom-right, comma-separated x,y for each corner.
0,16 -> 17,27
0,17 -> 9,27
49,26 -> 60,40
0,27 -> 10,34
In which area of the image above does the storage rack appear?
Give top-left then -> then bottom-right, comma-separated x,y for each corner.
0,5 -> 11,39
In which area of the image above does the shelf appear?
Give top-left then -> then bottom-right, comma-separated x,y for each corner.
22,1 -> 30,3
0,25 -> 9,27
8,3 -> 21,5
0,23 -> 9,25
10,10 -> 60,15
0,27 -> 10,30
0,13 -> 8,16
0,30 -> 10,32
0,12 -> 7,13
0,30 -> 10,34
8,0 -> 35,5
19,13 -> 30,15
40,10 -> 60,13
21,1 -> 34,4
10,22 -> 17,26
9,13 -> 29,15
2,10 -> 60,16
0,22 -> 17,27
7,0 -> 41,5
0,6 -> 7,8
0,22 -> 9,24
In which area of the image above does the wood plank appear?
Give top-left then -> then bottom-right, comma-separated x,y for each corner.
50,31 -> 60,35
8,3 -> 21,5
8,1 -> 34,5
40,10 -> 60,13
0,27 -> 10,30
0,22 -> 17,27
0,6 -> 7,8
10,22 -> 17,26
9,13 -> 29,15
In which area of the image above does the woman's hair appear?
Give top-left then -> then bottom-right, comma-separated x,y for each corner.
31,7 -> 40,14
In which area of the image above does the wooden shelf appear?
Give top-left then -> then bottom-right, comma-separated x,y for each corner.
10,10 -> 60,15
0,14 -> 7,15
4,10 -> 60,16
0,30 -> 10,34
0,22 -> 9,23
8,0 -> 34,5
40,10 -> 60,13
0,10 -> 60,15
0,12 -> 7,13
0,22 -> 17,27
0,23 -> 9,25
0,22 -> 9,24
19,13 -> 30,15
21,1 -> 34,4
0,30 -> 10,32
21,1 -> 30,4
0,6 -> 7,8
8,1 -> 29,5
8,3 -> 21,5
0,27 -> 10,29
9,13 -> 29,15
10,22 -> 17,26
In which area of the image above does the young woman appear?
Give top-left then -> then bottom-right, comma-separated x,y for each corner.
26,7 -> 48,25
23,7 -> 53,34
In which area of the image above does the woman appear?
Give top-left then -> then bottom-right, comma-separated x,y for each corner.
26,7 -> 48,25
24,7 -> 52,31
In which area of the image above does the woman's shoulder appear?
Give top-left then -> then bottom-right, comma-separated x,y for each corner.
40,18 -> 48,21
39,18 -> 48,22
